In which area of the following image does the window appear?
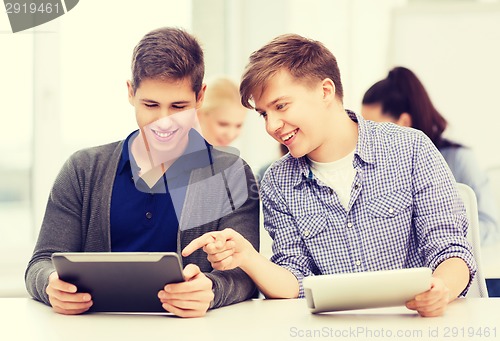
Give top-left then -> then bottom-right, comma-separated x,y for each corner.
0,26 -> 34,248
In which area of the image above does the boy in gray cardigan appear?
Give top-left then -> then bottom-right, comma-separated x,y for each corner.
25,27 -> 259,318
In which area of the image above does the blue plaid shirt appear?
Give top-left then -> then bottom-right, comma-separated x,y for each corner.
261,110 -> 476,298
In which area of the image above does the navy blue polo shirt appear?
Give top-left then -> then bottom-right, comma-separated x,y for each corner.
110,129 -> 212,252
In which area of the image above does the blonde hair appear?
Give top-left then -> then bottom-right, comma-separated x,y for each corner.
201,77 -> 241,114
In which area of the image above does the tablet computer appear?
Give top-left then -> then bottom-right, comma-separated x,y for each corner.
303,267 -> 432,314
51,252 -> 184,313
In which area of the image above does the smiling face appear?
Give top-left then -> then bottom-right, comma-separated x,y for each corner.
127,77 -> 204,163
199,104 -> 247,146
253,70 -> 335,160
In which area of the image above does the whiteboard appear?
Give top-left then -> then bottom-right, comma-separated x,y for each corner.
389,2 -> 500,169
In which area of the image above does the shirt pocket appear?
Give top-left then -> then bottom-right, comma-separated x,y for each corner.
294,214 -> 330,240
294,213 -> 342,273
367,188 -> 412,218
365,189 -> 414,261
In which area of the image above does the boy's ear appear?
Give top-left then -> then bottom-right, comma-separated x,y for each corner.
396,112 -> 413,127
126,80 -> 135,105
321,78 -> 336,101
196,83 -> 207,109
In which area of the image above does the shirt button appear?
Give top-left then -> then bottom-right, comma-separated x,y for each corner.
389,208 -> 394,214
354,184 -> 359,190
303,230 -> 310,237
329,188 -> 334,195
145,212 -> 153,219
347,222 -> 353,228
355,260 -> 361,266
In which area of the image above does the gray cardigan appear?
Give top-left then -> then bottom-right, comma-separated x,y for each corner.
25,140 -> 260,309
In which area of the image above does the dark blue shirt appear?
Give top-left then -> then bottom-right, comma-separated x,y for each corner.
110,129 -> 211,252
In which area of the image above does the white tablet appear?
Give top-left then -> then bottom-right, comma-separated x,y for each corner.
51,252 -> 184,313
303,267 -> 432,313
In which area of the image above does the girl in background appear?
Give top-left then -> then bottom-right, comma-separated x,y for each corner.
198,77 -> 247,146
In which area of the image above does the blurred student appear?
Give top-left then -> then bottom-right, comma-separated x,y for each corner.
25,27 -> 259,318
362,66 -> 500,246
197,77 -> 247,146
183,34 -> 477,317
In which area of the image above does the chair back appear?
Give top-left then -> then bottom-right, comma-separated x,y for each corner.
456,182 -> 489,297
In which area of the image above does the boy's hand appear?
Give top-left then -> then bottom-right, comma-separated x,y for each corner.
182,228 -> 255,271
46,271 -> 93,315
405,277 -> 450,317
158,264 -> 214,318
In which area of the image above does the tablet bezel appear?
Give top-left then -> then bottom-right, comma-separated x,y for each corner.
51,252 -> 184,313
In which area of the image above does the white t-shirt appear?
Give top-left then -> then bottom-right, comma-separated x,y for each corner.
308,149 -> 356,210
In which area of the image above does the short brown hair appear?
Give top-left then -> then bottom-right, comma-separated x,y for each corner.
131,27 -> 204,95
240,34 -> 343,109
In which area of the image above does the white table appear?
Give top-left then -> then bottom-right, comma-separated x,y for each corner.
1,298 -> 499,341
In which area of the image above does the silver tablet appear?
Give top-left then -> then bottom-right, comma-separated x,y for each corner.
303,267 -> 432,313
51,252 -> 184,313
